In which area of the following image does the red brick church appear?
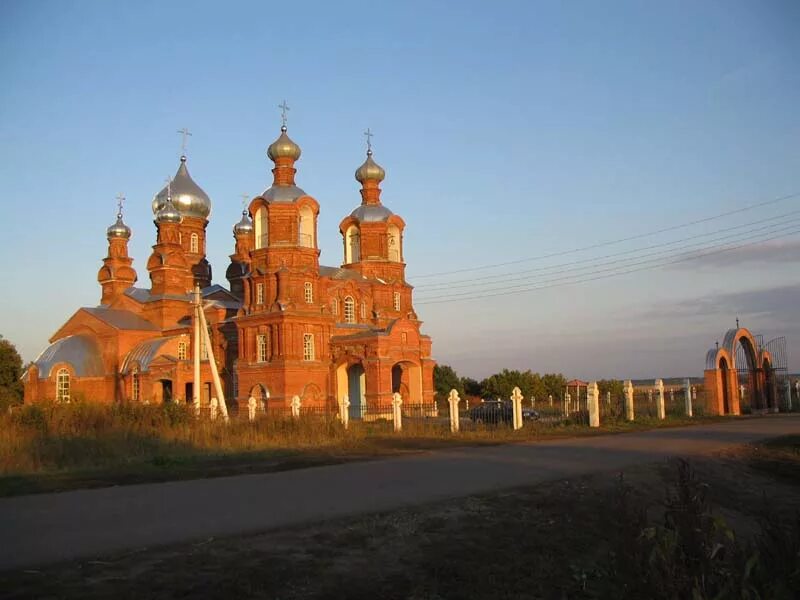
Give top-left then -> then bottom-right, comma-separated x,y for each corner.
23,119 -> 435,416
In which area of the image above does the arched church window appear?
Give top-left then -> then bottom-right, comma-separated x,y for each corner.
360,301 -> 366,320
345,226 -> 360,263
388,225 -> 401,262
178,341 -> 187,360
254,206 -> 268,249
56,368 -> 70,403
331,298 -> 338,315
344,296 -> 356,324
394,292 -> 401,311
190,233 -> 199,254
304,282 -> 313,304
303,333 -> 315,361
132,367 -> 140,402
298,206 -> 314,248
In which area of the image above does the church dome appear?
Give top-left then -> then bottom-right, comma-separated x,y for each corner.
233,210 -> 253,235
350,204 -> 393,223
155,197 -> 182,224
106,214 -> 131,239
267,126 -> 302,161
355,150 -> 385,184
152,156 -> 212,219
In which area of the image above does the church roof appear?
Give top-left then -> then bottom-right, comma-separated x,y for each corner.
84,307 -> 159,331
29,335 -> 105,379
261,184 -> 307,203
319,266 -> 371,281
120,336 -> 181,374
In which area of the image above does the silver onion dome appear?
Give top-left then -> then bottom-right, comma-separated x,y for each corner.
106,213 -> 131,239
267,126 -> 302,161
233,210 -> 253,235
355,150 -> 386,184
152,156 -> 212,219
155,196 -> 182,224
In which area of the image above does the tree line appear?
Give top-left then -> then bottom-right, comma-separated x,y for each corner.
434,364 -> 625,402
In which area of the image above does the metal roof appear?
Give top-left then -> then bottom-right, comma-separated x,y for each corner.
120,336 -> 181,374
261,184 -> 306,203
31,335 -> 105,379
83,307 -> 159,331
319,266 -> 370,281
350,204 -> 393,223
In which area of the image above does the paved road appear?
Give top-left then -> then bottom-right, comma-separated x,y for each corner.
2,415 -> 798,571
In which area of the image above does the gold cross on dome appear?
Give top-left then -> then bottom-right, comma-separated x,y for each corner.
278,100 -> 290,127
240,193 -> 249,210
363,127 -> 374,152
177,127 -> 192,155
115,193 -> 125,216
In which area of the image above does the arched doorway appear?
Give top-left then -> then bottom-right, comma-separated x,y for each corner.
336,362 -> 366,419
391,361 -> 422,404
249,384 -> 269,411
719,356 -> 730,414
734,335 -> 759,412
763,358 -> 776,411
158,379 -> 173,404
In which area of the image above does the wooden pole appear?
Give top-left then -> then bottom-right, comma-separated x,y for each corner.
193,286 -> 201,415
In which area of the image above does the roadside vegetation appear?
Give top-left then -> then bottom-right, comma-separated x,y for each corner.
0,401 -> 725,497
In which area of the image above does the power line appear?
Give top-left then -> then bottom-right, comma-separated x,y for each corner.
414,209 -> 800,291
411,191 -> 800,279
415,227 -> 800,305
417,224 -> 800,300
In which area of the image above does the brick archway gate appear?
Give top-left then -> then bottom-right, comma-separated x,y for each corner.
704,326 -> 783,415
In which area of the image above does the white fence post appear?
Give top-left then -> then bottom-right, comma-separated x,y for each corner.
588,381 -> 600,428
392,392 -> 403,432
624,380 -> 634,421
654,379 -> 665,420
210,397 -> 218,421
784,379 -> 792,412
511,386 -> 523,430
247,396 -> 256,422
339,395 -> 350,429
448,389 -> 461,433
564,392 -> 571,417
684,378 -> 693,417
291,395 -> 301,418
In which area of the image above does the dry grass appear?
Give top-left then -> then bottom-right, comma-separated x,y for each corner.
0,401 -> 727,496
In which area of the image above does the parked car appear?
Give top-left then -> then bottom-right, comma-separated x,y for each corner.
469,400 -> 540,424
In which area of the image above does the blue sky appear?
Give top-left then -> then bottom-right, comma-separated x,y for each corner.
1,0 -> 798,378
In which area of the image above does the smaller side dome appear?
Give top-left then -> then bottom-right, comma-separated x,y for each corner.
267,126 -> 302,161
107,214 -> 131,239
355,150 -> 385,184
233,210 -> 253,234
156,197 -> 182,224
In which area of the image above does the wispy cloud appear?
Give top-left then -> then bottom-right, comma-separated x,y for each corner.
671,239 -> 800,269
645,284 -> 800,326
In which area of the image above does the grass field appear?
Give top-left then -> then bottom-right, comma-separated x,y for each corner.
3,435 -> 798,599
0,402 -> 727,497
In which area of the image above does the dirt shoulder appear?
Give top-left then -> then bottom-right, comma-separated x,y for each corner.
3,434 -> 798,600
